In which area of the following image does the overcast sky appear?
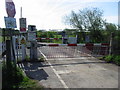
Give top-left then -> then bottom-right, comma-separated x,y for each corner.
0,0 -> 119,30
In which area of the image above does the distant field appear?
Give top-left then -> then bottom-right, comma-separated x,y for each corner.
54,35 -> 62,38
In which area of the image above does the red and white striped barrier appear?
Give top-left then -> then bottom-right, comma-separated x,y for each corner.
37,38 -> 62,40
39,43 -> 110,57
44,43 -> 109,55
42,43 -> 109,47
48,44 -> 78,46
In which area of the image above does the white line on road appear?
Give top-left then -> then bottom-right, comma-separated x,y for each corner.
39,48 -> 69,89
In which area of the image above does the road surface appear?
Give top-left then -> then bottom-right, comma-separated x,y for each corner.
20,45 -> 119,88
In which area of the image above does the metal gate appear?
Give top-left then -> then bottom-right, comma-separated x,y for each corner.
38,44 -> 109,59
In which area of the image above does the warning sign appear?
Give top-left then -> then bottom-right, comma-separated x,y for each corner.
4,17 -> 17,28
28,32 -> 36,41
19,18 -> 26,32
21,38 -> 26,44
16,38 -> 18,43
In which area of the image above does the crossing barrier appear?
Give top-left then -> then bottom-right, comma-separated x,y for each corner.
38,43 -> 109,59
37,38 -> 62,40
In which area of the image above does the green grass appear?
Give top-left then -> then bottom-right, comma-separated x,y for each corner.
104,55 -> 120,66
104,55 -> 114,63
19,76 -> 43,88
25,55 -> 30,61
53,35 -> 62,44
97,55 -> 120,66
54,35 -> 62,38
53,40 -> 62,44
38,56 -> 46,62
113,55 -> 120,65
2,61 -> 44,89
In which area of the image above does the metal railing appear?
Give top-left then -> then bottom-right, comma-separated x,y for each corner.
39,44 -> 109,59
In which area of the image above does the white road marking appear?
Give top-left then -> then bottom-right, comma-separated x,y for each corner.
19,63 -> 27,76
39,48 -> 69,89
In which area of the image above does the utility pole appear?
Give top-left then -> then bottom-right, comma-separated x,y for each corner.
21,7 -> 22,18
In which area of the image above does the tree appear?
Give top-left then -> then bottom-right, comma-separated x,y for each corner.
64,8 -> 105,32
64,8 -> 105,43
101,23 -> 118,43
89,30 -> 103,43
64,29 -> 78,37
104,23 -> 117,31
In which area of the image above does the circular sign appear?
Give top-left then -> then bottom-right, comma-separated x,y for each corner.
21,38 -> 26,44
16,38 -> 18,43
6,0 -> 16,17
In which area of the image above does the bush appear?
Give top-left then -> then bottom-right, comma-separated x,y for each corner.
113,56 -> 120,65
2,62 -> 24,88
2,61 -> 44,89
104,55 -> 114,63
19,76 -> 41,88
104,55 -> 120,66
39,56 -> 45,62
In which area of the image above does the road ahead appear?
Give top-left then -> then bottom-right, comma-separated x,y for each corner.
21,45 -> 119,88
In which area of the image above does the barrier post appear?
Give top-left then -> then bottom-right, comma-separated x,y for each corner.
28,25 -> 37,61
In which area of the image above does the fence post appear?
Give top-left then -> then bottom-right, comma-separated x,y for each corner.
109,32 -> 114,55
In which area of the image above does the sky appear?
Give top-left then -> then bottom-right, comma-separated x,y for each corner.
0,0 -> 119,30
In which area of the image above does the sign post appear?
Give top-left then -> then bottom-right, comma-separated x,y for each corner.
19,18 -> 26,32
5,0 -> 17,64
19,15 -> 27,61
20,36 -> 26,61
28,25 -> 37,60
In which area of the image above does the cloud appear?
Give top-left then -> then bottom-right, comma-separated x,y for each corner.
0,0 -> 119,29
104,16 -> 118,24
82,0 -> 119,2
5,0 -> 13,2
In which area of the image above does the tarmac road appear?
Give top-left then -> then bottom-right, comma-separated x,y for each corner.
21,46 -> 119,88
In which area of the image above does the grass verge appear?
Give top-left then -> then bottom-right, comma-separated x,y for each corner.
99,55 -> 120,66
2,61 -> 44,89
